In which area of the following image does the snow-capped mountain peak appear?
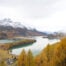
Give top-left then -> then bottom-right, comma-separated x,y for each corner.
0,18 -> 25,28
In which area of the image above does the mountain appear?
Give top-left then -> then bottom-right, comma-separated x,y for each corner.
0,18 -> 46,39
0,18 -> 26,28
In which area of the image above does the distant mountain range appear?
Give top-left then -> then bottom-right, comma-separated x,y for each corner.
0,18 -> 66,39
0,18 -> 47,38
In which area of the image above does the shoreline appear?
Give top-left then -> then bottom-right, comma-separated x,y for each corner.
0,39 -> 36,50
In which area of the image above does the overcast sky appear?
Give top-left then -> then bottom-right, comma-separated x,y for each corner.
0,0 -> 66,32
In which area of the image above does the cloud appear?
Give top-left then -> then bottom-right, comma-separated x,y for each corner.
0,0 -> 66,32
0,0 -> 61,18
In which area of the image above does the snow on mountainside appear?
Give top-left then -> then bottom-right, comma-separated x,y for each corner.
0,18 -> 26,28
0,18 -> 46,37
0,18 -> 65,38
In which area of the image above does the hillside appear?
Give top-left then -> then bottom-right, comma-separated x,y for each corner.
0,18 -> 46,39
18,38 -> 66,66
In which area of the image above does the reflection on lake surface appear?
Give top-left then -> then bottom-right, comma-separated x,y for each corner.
0,39 -> 15,43
11,36 -> 60,56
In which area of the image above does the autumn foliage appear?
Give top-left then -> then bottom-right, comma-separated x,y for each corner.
18,38 -> 66,66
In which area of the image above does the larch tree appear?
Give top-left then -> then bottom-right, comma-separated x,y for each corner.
18,49 -> 28,66
27,50 -> 35,66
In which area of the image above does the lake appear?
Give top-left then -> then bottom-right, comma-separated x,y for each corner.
0,39 -> 15,43
11,36 -> 60,56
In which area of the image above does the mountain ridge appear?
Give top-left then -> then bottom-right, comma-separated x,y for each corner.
0,18 -> 46,38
